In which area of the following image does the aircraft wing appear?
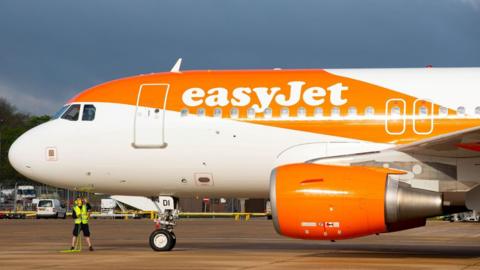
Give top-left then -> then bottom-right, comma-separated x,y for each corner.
395,126 -> 480,158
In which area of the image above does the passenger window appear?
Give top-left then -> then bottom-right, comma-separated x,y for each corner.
419,105 -> 428,116
180,108 -> 188,117
391,106 -> 401,117
247,108 -> 255,119
280,107 -> 289,118
439,106 -> 448,116
331,107 -> 340,118
61,104 -> 81,121
264,108 -> 272,119
314,107 -> 323,118
365,106 -> 374,117
197,108 -> 205,117
457,106 -> 466,116
213,108 -> 222,118
53,105 -> 69,119
230,107 -> 239,119
475,107 -> 480,116
297,107 -> 306,118
348,107 -> 357,117
82,105 -> 96,121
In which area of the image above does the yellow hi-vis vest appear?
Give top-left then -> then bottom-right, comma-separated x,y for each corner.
73,205 -> 88,224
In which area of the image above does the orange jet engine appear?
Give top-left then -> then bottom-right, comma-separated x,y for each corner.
270,163 -> 453,240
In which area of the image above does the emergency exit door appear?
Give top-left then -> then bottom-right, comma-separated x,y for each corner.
133,83 -> 169,148
385,98 -> 406,135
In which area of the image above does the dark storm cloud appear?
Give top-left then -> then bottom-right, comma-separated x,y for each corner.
0,0 -> 479,114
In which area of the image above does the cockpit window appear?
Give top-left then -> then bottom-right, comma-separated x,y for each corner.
82,105 -> 96,121
61,104 -> 81,121
52,105 -> 70,119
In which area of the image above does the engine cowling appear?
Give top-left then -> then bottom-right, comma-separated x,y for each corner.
270,163 -> 453,240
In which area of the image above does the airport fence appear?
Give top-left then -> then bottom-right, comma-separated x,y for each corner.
0,210 -> 271,220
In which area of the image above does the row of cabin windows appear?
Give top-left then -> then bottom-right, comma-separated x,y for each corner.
181,107 -> 374,119
55,104 -> 96,121
180,106 -> 480,119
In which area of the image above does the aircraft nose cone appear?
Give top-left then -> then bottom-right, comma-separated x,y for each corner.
8,133 -> 34,177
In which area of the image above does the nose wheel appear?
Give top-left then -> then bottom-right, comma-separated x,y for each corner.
149,229 -> 176,251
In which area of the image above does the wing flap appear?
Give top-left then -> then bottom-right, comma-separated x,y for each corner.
396,126 -> 480,158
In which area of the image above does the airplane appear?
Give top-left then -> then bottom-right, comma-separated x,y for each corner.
8,58 -> 480,251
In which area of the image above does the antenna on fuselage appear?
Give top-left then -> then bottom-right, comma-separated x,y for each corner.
171,58 -> 182,73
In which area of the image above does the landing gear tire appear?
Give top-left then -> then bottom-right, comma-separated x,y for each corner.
170,231 -> 176,248
149,229 -> 175,252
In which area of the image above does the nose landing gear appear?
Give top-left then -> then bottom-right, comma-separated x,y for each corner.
149,196 -> 179,252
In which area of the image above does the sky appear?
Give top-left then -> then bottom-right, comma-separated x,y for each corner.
0,0 -> 479,115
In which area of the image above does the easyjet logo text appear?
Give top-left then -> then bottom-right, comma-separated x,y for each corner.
182,81 -> 348,112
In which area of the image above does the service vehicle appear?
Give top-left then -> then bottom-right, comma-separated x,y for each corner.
36,199 -> 67,219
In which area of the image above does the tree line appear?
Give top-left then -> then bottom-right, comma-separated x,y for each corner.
0,97 -> 50,186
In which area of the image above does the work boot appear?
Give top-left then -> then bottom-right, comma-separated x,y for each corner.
89,246 -> 94,251
70,247 -> 75,251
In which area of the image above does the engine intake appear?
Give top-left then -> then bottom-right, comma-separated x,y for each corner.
270,163 -> 465,240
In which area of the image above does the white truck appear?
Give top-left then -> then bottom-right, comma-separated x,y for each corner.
16,185 -> 36,201
101,198 -> 117,215
35,199 -> 67,219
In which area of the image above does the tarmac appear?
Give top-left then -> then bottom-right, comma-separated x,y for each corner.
0,219 -> 479,270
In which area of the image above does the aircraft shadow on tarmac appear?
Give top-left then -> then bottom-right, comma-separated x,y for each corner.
100,241 -> 480,258
189,243 -> 480,258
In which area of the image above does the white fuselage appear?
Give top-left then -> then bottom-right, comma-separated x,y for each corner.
12,103 -> 385,197
8,68 -> 480,198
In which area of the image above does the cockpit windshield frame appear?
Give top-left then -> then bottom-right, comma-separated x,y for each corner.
61,104 -> 81,121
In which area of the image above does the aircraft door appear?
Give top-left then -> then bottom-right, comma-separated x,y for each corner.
133,83 -> 169,148
412,99 -> 434,135
385,98 -> 406,135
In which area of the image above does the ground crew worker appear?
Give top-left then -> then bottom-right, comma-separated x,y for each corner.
71,197 -> 94,251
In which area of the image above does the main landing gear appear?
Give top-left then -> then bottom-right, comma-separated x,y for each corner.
149,196 -> 179,251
